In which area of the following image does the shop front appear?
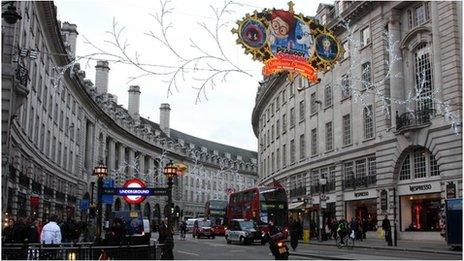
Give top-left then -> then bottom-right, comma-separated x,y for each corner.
398,181 -> 442,234
305,193 -> 337,240
344,189 -> 378,231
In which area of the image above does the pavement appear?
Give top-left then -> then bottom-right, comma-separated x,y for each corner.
292,237 -> 462,256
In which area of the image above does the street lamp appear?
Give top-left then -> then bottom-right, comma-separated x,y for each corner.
93,161 -> 107,242
2,2 -> 22,25
163,161 -> 177,233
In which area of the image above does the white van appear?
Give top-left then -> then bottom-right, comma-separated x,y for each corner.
186,218 -> 197,233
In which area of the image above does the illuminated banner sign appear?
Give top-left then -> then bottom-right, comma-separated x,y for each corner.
233,1 -> 343,84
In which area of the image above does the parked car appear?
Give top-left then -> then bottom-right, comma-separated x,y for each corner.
225,219 -> 260,245
193,219 -> 214,239
186,218 -> 197,233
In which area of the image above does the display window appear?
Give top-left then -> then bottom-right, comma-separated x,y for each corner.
346,199 -> 377,231
401,193 -> 442,232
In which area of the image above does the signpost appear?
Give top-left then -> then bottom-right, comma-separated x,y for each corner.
102,178 -> 170,204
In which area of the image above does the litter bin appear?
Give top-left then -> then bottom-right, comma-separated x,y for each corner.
445,198 -> 462,249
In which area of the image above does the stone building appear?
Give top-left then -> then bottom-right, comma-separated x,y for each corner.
252,1 -> 462,240
1,1 -> 257,224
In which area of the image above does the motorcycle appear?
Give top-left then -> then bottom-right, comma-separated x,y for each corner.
269,232 -> 289,260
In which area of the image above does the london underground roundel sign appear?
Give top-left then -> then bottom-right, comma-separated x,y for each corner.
122,178 -> 147,204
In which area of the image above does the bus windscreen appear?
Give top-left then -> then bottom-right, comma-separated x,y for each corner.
259,188 -> 287,226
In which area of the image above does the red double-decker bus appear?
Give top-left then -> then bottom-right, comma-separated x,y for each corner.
205,199 -> 228,236
226,186 -> 288,237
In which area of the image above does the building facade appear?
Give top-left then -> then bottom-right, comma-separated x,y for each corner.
1,1 -> 258,224
252,1 -> 462,241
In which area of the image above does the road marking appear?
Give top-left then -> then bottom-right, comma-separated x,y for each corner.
176,250 -> 200,256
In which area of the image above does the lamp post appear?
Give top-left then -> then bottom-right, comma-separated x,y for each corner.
163,161 -> 178,234
93,161 -> 107,242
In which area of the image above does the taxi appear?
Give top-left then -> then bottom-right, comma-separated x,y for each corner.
225,219 -> 261,245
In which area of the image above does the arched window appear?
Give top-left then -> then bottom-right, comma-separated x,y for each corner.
398,147 -> 439,181
414,43 -> 434,112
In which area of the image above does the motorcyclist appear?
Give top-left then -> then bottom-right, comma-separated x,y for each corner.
268,221 -> 288,260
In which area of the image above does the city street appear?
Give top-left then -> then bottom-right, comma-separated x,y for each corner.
166,234 -> 462,260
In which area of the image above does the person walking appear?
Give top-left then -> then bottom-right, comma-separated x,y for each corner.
362,218 -> 368,240
12,218 -> 27,243
158,220 -> 174,260
2,218 -> 15,243
382,215 -> 392,246
179,220 -> 187,240
40,215 -> 62,244
349,218 -> 358,241
289,217 -> 299,250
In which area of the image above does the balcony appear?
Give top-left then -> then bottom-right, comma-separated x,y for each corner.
310,181 -> 336,195
343,176 -> 377,190
396,108 -> 435,133
15,64 -> 29,87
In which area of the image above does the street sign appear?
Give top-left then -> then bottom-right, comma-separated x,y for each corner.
103,187 -> 169,196
123,178 -> 147,204
102,178 -> 115,205
80,199 -> 89,210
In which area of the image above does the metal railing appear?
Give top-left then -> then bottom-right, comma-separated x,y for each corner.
15,64 -> 29,86
2,241 -> 162,260
343,176 -> 377,190
396,108 -> 435,132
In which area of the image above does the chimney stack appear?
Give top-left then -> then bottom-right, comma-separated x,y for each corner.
128,85 -> 141,122
159,103 -> 171,137
95,60 -> 110,95
61,22 -> 78,58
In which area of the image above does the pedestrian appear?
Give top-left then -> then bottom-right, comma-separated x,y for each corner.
179,219 -> 187,240
2,218 -> 15,243
158,220 -> 174,260
382,215 -> 392,246
330,218 -> 337,240
362,218 -> 368,240
26,218 -> 40,243
289,217 -> 298,250
40,215 -> 62,244
350,218 -> 358,240
108,218 -> 126,245
40,215 -> 62,259
12,217 -> 27,243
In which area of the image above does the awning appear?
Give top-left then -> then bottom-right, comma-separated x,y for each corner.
288,202 -> 305,210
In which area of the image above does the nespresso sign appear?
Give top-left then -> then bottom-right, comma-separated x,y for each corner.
398,181 -> 440,196
409,184 -> 432,192
355,191 -> 369,197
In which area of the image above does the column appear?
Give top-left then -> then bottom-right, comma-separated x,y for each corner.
128,149 -> 135,178
388,10 -> 404,130
27,178 -> 33,217
431,1 -> 444,103
147,157 -> 154,187
117,144 -> 125,186
108,139 -> 116,177
11,170 -> 19,218
139,154 -> 145,180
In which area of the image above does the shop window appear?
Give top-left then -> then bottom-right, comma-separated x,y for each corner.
406,197 -> 441,232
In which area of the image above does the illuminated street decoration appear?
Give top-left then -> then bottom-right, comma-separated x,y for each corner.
232,1 -> 343,83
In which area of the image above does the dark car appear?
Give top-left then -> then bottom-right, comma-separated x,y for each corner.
193,219 -> 214,239
225,219 -> 261,245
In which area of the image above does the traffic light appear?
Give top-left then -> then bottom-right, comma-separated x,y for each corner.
89,205 -> 96,218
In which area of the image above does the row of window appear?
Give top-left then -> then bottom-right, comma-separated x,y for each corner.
184,189 -> 228,203
260,106 -> 375,177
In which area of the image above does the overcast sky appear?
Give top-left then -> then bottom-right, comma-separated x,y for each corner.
55,0 -> 332,151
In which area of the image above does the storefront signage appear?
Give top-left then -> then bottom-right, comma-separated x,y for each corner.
398,181 -> 440,196
409,184 -> 432,192
232,2 -> 343,83
344,189 -> 377,201
354,191 -> 369,197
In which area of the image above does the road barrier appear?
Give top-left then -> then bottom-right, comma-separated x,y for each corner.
1,241 -> 162,260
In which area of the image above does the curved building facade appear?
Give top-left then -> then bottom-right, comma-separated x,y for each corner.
252,1 -> 462,240
2,1 -> 257,224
